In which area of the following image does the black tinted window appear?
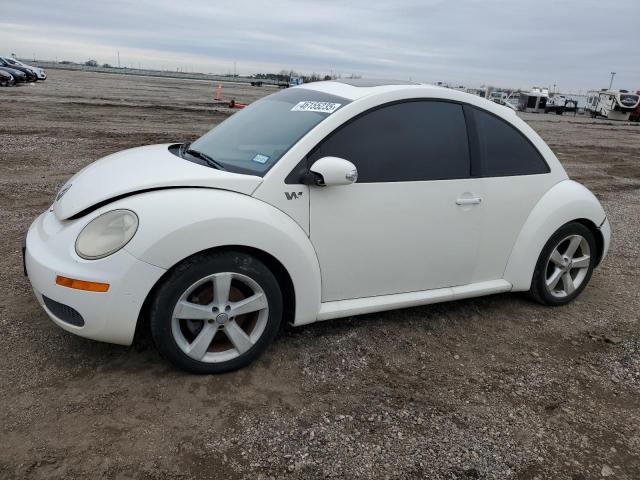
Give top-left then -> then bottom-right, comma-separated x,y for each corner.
310,101 -> 470,182
471,107 -> 549,176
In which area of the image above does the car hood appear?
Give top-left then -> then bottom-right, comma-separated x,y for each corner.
53,144 -> 263,220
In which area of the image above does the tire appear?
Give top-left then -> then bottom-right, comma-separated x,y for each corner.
150,251 -> 283,374
530,222 -> 597,306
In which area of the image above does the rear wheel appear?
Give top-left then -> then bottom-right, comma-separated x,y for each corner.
150,251 -> 283,373
530,222 -> 596,306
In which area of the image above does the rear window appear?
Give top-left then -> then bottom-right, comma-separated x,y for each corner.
470,107 -> 549,177
190,88 -> 350,176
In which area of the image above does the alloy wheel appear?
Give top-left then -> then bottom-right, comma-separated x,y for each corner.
171,272 -> 269,363
544,234 -> 591,299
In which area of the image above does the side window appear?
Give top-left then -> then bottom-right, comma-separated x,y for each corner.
309,101 -> 470,183
470,107 -> 549,176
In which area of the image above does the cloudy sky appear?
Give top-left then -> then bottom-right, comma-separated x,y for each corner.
2,0 -> 639,91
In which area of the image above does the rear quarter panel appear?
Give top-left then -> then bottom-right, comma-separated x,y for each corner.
504,179 -> 607,291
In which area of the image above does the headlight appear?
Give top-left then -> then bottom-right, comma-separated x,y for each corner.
75,210 -> 138,260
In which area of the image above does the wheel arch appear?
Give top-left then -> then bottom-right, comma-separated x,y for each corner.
134,244 -> 297,345
504,180 -> 607,291
103,188 -> 322,344
574,218 -> 605,267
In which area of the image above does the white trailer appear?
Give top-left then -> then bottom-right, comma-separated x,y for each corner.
518,87 -> 549,113
585,89 -> 640,120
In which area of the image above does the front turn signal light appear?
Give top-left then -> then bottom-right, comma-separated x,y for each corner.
56,275 -> 110,292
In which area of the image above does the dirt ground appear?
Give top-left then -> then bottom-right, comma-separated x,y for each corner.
1,70 -> 639,480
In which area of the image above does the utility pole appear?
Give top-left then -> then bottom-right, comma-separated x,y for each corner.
608,72 -> 616,90
117,51 -> 121,68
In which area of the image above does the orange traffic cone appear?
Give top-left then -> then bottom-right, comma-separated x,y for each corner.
214,84 -> 222,101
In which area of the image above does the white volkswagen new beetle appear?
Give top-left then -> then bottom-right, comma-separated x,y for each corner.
25,80 -> 611,373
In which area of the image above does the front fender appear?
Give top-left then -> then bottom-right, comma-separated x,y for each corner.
504,180 -> 607,291
112,189 -> 321,325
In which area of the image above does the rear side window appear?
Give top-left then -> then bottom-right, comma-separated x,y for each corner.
309,100 -> 470,183
470,107 -> 549,176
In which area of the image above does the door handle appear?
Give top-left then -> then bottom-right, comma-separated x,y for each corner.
456,197 -> 482,206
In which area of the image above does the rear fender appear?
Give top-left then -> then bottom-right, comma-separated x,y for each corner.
504,180 -> 607,291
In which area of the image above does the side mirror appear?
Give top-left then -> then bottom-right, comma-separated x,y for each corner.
309,157 -> 358,186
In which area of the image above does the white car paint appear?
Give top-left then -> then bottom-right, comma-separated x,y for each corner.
311,178 -> 483,301
26,210 -> 164,344
503,180 -> 608,290
119,188 -> 323,327
309,156 -> 358,186
54,144 -> 262,219
25,80 -> 610,348
317,279 -> 512,321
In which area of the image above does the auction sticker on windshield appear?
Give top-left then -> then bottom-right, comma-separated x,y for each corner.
291,101 -> 342,114
251,153 -> 270,164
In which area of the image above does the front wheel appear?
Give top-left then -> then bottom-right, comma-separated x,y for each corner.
150,251 -> 283,374
529,222 -> 596,306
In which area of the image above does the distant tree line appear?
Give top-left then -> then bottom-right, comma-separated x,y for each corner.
253,70 -> 342,83
64,60 -> 351,83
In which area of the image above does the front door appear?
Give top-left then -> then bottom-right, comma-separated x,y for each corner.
308,100 -> 482,302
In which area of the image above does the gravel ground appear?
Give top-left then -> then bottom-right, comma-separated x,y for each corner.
1,70 -> 639,479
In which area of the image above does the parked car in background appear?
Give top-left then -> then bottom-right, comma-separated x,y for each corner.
0,69 -> 15,87
630,91 -> 640,122
25,80 -> 610,374
1,56 -> 46,80
0,65 -> 27,83
0,58 -> 37,82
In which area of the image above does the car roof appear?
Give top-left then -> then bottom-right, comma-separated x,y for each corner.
294,80 -> 521,120
333,78 -> 422,88
295,80 -> 443,101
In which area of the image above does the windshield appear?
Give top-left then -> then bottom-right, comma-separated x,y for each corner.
190,88 -> 350,176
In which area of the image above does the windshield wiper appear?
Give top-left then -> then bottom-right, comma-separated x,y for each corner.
181,143 -> 226,171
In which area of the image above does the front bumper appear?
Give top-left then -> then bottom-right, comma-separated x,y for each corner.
25,210 -> 166,345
